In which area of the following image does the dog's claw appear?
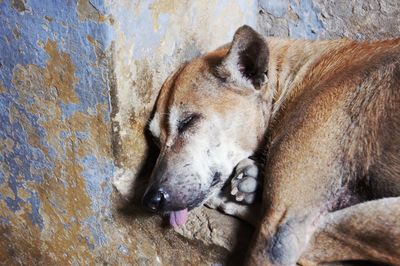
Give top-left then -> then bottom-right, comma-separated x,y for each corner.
231,158 -> 260,205
236,193 -> 245,202
231,187 -> 238,196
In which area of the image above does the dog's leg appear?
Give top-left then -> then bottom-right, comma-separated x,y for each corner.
246,145 -> 346,266
300,197 -> 400,266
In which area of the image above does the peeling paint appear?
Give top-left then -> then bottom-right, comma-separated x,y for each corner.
259,0 -> 289,17
149,0 -> 179,31
2,0 -> 231,262
44,40 -> 79,104
87,35 -> 106,65
77,0 -> 106,22
11,0 -> 27,13
0,83 -> 6,93
1,0 -> 116,263
288,0 -> 324,39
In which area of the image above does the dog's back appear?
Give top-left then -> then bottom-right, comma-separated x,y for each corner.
342,44 -> 400,199
268,39 -> 400,202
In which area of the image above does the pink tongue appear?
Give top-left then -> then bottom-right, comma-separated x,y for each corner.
169,209 -> 188,228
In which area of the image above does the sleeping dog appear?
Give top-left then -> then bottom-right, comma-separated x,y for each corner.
142,25 -> 400,265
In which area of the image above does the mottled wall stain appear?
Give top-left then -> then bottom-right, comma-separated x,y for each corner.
1,40 -> 112,266
1,0 -> 115,264
0,0 -> 233,264
0,83 -> 5,93
288,0 -> 324,38
87,35 -> 106,65
77,0 -> 106,22
11,0 -> 27,13
44,40 -> 79,104
149,0 -> 180,30
12,27 -> 21,40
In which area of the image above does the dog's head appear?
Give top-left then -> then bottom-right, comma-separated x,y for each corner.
142,26 -> 271,227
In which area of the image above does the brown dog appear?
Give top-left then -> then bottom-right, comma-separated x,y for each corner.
142,25 -> 400,265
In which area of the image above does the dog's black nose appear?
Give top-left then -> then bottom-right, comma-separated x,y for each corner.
142,188 -> 169,211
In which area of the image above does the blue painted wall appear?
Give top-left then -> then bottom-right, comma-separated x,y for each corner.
0,0 -> 116,263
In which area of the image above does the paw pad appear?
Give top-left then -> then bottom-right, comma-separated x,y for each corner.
231,158 -> 260,204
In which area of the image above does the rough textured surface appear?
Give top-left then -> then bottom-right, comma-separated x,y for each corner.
0,0 -> 233,264
257,0 -> 400,39
0,0 -> 117,263
1,0 -> 399,264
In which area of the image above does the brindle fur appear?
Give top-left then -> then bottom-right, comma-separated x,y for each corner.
145,25 -> 400,265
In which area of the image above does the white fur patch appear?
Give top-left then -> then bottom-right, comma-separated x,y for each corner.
149,113 -> 161,138
220,53 -> 254,89
167,106 -> 180,141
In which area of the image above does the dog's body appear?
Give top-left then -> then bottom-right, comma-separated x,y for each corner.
143,26 -> 400,265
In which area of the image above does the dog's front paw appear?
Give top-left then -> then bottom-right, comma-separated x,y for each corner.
231,158 -> 260,204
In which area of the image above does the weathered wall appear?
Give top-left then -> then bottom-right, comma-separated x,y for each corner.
0,0 -> 234,265
257,0 -> 400,39
1,0 -> 399,265
0,0 -> 121,263
0,0 -> 116,263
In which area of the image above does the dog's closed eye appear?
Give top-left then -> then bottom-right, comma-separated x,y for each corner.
178,113 -> 201,134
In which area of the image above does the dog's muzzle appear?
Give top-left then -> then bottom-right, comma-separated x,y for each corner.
142,187 -> 189,228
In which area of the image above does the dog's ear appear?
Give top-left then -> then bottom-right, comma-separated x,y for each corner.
217,25 -> 269,90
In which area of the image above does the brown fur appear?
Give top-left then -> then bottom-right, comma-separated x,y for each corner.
148,25 -> 400,265
249,35 -> 400,266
